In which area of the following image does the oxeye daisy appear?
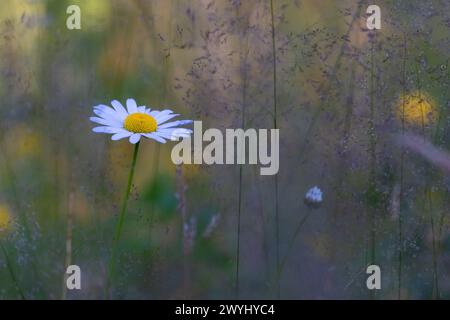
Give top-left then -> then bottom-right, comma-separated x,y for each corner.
91,98 -> 193,296
90,98 -> 193,144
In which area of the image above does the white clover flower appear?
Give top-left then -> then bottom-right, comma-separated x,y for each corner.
304,186 -> 323,208
90,98 -> 193,144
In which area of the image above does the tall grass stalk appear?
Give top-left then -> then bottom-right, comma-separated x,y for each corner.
332,58 -> 356,219
428,190 -> 439,299
252,166 -> 271,285
398,33 -> 407,300
435,59 -> 449,268
275,209 -> 312,287
235,4 -> 249,299
415,61 -> 440,299
269,0 -> 280,299
0,240 -> 26,299
106,141 -> 141,297
367,32 -> 377,300
176,165 -> 190,298
62,187 -> 75,300
236,162 -> 243,299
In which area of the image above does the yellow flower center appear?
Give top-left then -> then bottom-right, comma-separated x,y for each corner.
123,113 -> 157,133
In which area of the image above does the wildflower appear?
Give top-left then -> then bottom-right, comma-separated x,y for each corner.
90,98 -> 193,144
94,98 -> 194,295
397,91 -> 437,126
304,186 -> 323,208
0,204 -> 12,234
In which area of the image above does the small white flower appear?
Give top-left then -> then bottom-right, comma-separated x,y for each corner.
90,98 -> 193,144
304,186 -> 323,208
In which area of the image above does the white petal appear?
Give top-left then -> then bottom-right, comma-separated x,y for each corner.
148,110 -> 159,117
129,133 -> 141,144
111,100 -> 128,116
152,131 -> 173,140
154,110 -> 175,122
158,128 -> 193,134
111,132 -> 132,141
126,98 -> 138,114
93,104 -> 115,117
176,129 -> 193,137
156,114 -> 180,125
92,126 -> 126,134
137,106 -> 146,113
90,117 -> 121,127
158,120 -> 193,129
157,129 -> 192,140
94,105 -> 125,122
142,133 -> 166,143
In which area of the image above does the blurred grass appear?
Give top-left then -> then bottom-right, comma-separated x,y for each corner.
0,0 -> 449,299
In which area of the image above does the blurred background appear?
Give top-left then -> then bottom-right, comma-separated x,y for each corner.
0,0 -> 449,299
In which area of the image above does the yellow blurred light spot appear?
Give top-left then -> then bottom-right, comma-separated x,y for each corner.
5,125 -> 41,158
397,91 -> 437,126
124,113 -> 157,133
0,205 -> 12,233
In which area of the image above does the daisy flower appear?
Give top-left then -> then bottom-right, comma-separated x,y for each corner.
92,98 -> 193,295
90,98 -> 193,144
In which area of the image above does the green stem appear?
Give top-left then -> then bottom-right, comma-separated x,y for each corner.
368,31 -> 377,300
106,141 -> 140,297
275,210 -> 312,287
235,4 -> 249,300
269,0 -> 280,299
414,60 -> 440,300
236,164 -> 243,299
0,240 -> 26,299
398,33 -> 407,300
428,190 -> 439,299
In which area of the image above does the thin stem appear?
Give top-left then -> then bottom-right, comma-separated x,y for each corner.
269,0 -> 280,299
176,165 -> 190,298
149,144 -> 160,228
398,33 -> 407,300
235,4 -> 249,300
0,240 -> 26,299
236,164 -> 243,298
148,0 -> 170,232
428,190 -> 439,299
414,59 -> 440,299
62,188 -> 75,300
106,141 -> 141,297
61,185 -> 75,300
276,210 -> 312,286
368,32 -> 377,300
